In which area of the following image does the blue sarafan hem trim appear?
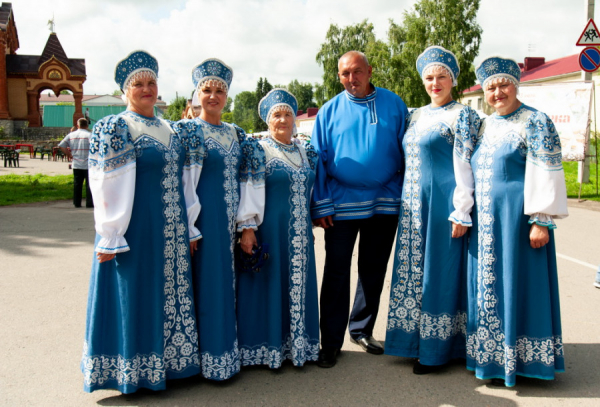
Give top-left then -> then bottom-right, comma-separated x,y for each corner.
466,366 -> 564,387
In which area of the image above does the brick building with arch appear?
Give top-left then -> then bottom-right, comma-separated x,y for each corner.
0,2 -> 86,135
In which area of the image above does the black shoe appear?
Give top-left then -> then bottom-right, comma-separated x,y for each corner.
490,378 -> 506,387
317,348 -> 340,368
350,336 -> 384,355
413,361 -> 444,375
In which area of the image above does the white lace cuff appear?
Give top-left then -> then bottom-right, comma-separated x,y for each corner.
528,213 -> 557,230
448,210 -> 472,226
95,236 -> 130,254
237,217 -> 259,232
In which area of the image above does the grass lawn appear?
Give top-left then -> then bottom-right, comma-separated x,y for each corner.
0,174 -> 81,206
564,161 -> 600,202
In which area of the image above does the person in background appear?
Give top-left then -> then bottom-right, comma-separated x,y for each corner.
385,45 -> 480,374
236,88 -> 320,368
58,118 -> 94,208
84,107 -> 91,125
467,56 -> 568,387
310,50 -> 409,368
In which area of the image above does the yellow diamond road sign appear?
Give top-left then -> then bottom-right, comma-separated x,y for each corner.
577,19 -> 600,46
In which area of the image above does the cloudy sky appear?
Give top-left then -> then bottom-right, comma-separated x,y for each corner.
11,0 -> 590,103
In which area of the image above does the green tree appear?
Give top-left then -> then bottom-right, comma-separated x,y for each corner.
315,20 -> 376,101
313,82 -> 328,108
164,95 -> 187,121
253,77 -> 273,132
223,97 -> 233,113
221,111 -> 233,123
388,0 -> 482,107
112,89 -> 122,96
287,80 -> 314,111
232,91 -> 256,133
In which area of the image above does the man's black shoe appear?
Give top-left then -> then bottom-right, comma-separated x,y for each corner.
317,348 -> 340,368
350,336 -> 384,355
413,361 -> 444,375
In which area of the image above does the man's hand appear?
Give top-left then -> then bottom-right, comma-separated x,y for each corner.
312,215 -> 334,229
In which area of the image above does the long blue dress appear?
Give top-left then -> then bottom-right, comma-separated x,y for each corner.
82,111 -> 200,393
236,136 -> 320,368
385,101 -> 480,366
467,104 -> 567,386
176,118 -> 244,380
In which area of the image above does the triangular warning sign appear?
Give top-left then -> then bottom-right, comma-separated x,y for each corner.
577,19 -> 600,46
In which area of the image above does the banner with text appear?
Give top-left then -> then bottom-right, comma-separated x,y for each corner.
519,81 -> 593,161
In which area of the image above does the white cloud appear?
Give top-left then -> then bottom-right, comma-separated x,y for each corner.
9,0 -> 593,104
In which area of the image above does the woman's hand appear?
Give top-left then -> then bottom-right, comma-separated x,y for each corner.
530,224 -> 549,249
451,222 -> 468,238
96,252 -> 116,263
240,229 -> 257,255
189,240 -> 198,257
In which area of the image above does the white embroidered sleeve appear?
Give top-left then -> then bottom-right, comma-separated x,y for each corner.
236,180 -> 265,231
90,164 -> 136,253
88,115 -> 137,254
524,111 -> 568,228
448,106 -> 480,226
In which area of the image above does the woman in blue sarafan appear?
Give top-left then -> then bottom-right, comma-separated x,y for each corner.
236,89 -> 320,368
173,59 -> 244,380
385,46 -> 480,374
81,51 -> 201,393
467,56 -> 568,387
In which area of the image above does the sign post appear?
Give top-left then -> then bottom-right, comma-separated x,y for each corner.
576,6 -> 596,187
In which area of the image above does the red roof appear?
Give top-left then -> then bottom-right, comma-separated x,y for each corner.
463,54 -> 580,94
296,107 -> 319,120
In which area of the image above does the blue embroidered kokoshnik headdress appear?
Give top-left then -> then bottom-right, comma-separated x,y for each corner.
475,56 -> 521,89
114,50 -> 159,91
191,58 -> 233,93
258,88 -> 298,123
416,45 -> 460,86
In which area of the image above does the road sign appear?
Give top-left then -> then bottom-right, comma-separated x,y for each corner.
577,19 -> 600,46
579,47 -> 600,72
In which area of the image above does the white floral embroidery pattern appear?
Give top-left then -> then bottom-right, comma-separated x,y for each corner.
82,342 -> 166,388
467,124 -> 562,376
387,106 -> 466,338
201,340 -> 241,380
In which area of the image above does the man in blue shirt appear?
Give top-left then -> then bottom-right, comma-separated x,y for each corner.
311,51 -> 408,368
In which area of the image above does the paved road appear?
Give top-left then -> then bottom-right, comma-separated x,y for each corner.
1,157 -> 600,405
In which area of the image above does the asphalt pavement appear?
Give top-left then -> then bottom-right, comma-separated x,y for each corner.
1,156 -> 600,406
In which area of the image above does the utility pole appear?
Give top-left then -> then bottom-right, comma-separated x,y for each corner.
579,0 -> 595,183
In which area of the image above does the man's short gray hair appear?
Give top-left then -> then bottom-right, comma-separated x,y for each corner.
338,51 -> 370,69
